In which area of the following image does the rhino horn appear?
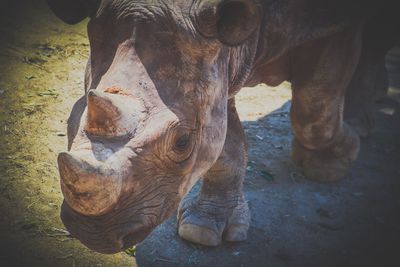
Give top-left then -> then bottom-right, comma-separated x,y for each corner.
85,89 -> 125,136
58,151 -> 123,216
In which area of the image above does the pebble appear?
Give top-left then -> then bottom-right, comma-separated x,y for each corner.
256,135 -> 264,140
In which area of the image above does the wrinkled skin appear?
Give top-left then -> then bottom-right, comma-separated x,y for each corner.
47,0 -> 398,253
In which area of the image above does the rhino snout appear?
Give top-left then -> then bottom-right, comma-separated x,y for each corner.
57,151 -> 123,216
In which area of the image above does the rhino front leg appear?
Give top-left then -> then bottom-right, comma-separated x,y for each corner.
290,24 -> 363,182
177,99 -> 249,246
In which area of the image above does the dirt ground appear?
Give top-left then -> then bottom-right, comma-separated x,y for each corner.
0,1 -> 399,267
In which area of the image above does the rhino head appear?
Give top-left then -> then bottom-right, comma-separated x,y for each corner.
48,0 -> 261,253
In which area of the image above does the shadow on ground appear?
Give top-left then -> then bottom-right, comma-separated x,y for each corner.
136,96 -> 400,267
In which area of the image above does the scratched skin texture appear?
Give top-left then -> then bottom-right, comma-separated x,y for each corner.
46,0 -> 399,255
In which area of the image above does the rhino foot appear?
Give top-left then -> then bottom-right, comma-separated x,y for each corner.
177,193 -> 250,246
292,124 -> 360,182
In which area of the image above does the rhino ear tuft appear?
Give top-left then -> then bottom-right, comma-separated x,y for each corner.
47,0 -> 100,25
194,0 -> 262,46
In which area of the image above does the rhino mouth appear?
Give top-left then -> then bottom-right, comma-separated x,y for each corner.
121,228 -> 152,250
60,201 -> 153,254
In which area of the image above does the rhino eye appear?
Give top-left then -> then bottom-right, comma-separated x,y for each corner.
174,133 -> 191,152
167,127 -> 196,163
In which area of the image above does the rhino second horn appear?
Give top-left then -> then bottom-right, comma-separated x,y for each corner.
85,89 -> 122,136
57,152 -> 122,216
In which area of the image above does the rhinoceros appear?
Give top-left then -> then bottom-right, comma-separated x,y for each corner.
47,0 -> 397,254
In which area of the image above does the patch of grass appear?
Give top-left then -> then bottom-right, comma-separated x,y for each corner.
124,246 -> 137,257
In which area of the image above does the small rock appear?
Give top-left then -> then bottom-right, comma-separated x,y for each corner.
0,89 -> 6,95
316,207 -> 333,219
318,222 -> 342,231
275,248 -> 293,261
256,135 -> 264,140
232,251 -> 240,256
20,222 -> 37,230
260,170 -> 275,182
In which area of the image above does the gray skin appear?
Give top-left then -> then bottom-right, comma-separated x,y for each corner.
47,0 -> 397,254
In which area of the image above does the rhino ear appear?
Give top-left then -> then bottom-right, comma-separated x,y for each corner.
47,0 -> 100,24
194,0 -> 262,46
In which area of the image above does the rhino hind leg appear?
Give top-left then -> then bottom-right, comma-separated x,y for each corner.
344,47 -> 389,138
289,25 -> 363,182
177,99 -> 250,246
291,124 -> 360,182
345,13 -> 398,137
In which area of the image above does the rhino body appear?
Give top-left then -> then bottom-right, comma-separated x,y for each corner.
47,0 -> 398,253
